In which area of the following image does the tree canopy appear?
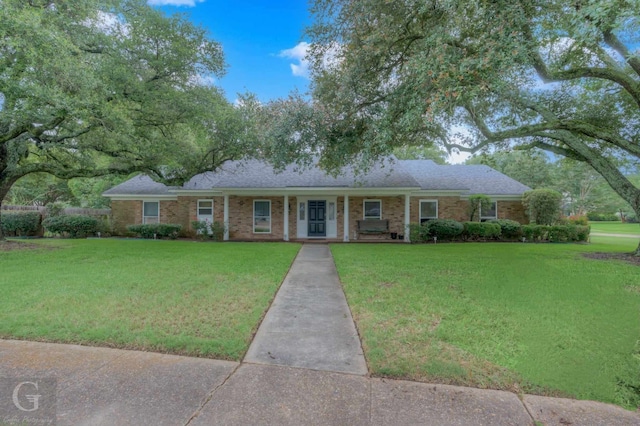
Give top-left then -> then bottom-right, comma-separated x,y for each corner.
0,0 -> 259,235
305,0 -> 640,252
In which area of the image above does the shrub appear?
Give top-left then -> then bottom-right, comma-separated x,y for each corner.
548,225 -> 577,242
462,222 -> 501,241
488,219 -> 522,240
0,211 -> 42,237
408,222 -> 433,243
522,224 -> 549,242
586,212 -> 619,222
575,225 -> 591,242
522,189 -> 562,225
191,220 -> 226,241
566,215 -> 589,225
45,202 -> 65,218
43,215 -> 99,238
425,219 -> 464,241
127,223 -> 182,239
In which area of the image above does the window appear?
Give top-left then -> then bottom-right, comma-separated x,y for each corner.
197,200 -> 213,219
254,200 -> 271,233
419,200 -> 438,223
143,201 -> 159,224
480,201 -> 497,221
299,202 -> 305,221
363,200 -> 382,220
328,202 -> 335,221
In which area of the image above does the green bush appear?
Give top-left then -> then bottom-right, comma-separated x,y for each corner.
488,219 -> 522,240
43,215 -> 99,238
575,225 -> 591,242
522,189 -> 562,225
0,211 -> 42,236
586,212 -> 619,221
191,220 -> 226,241
462,222 -> 501,241
425,219 -> 464,241
45,202 -> 65,218
127,223 -> 182,239
522,224 -> 589,243
407,223 -> 431,243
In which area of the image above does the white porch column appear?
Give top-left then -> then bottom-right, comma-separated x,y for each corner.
343,194 -> 350,242
283,195 -> 289,241
404,193 -> 411,243
223,194 -> 229,241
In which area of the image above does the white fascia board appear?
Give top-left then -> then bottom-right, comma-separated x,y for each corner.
179,187 -> 421,197
409,190 -> 467,197
460,194 -> 524,200
103,194 -> 177,200
170,190 -> 225,196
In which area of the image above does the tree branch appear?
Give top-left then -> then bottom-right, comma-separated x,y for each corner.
602,30 -> 640,78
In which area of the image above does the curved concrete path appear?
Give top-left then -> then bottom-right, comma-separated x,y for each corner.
244,244 -> 368,375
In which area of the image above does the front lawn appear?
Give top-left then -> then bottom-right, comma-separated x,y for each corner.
0,239 -> 300,360
331,238 -> 640,409
590,221 -> 640,235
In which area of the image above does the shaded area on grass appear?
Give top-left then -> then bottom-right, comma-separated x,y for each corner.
331,240 -> 640,409
583,252 -> 640,266
0,239 -> 301,361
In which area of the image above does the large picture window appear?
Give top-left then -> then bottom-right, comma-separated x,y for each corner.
143,201 -> 159,224
254,200 -> 271,233
363,200 -> 382,220
480,201 -> 497,221
419,200 -> 438,223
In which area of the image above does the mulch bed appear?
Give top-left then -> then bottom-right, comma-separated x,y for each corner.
583,252 -> 640,266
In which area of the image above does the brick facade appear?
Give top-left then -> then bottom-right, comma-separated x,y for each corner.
110,194 -> 528,238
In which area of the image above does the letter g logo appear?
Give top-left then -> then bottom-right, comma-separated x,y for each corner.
12,381 -> 41,412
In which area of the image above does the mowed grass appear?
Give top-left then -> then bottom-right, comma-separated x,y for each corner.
590,221 -> 640,235
331,238 -> 640,408
0,239 -> 300,360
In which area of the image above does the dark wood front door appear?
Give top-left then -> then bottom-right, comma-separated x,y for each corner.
308,200 -> 326,237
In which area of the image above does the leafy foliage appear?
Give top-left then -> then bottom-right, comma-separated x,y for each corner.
127,224 -> 182,239
488,219 -> 523,240
191,220 -> 226,241
305,0 -> 640,253
43,215 -> 99,238
424,219 -> 464,241
467,194 -> 492,222
522,189 -> 563,225
462,222 -> 501,241
0,212 -> 41,237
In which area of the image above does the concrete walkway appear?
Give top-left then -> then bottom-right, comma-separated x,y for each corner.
1,340 -> 639,425
591,232 -> 640,238
245,244 -> 367,375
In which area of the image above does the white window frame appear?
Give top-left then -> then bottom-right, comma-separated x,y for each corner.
253,199 -> 272,234
480,201 -> 498,221
363,199 -> 382,220
142,201 -> 160,224
197,199 -> 214,222
419,199 -> 438,223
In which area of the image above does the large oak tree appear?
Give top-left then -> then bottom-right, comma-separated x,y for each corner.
0,0 -> 258,238
305,0 -> 640,253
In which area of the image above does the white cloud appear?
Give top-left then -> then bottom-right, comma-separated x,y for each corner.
279,42 -> 310,78
147,0 -> 204,6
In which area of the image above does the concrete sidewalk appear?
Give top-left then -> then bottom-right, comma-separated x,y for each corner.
245,244 -> 367,375
1,340 -> 639,425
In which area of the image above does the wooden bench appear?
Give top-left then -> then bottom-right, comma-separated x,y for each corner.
357,219 -> 390,236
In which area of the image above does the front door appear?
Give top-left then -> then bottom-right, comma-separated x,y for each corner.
308,200 -> 326,237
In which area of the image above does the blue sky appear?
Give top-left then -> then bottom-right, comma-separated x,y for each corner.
150,0 -> 311,102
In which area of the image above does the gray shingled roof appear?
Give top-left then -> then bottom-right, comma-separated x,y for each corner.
183,159 -> 418,189
103,158 -> 531,196
102,175 -> 179,196
398,160 -> 531,195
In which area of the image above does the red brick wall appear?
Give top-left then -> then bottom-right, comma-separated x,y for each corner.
498,200 -> 529,224
227,196 -> 286,240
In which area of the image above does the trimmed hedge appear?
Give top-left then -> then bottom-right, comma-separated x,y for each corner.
127,223 -> 182,239
488,219 -> 523,240
462,222 -> 501,241
0,211 -> 42,237
522,224 -> 589,242
586,212 -> 619,221
43,215 -> 99,238
425,219 -> 464,241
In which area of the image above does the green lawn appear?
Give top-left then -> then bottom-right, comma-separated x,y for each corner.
590,221 -> 640,235
331,238 -> 640,409
0,239 -> 300,360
